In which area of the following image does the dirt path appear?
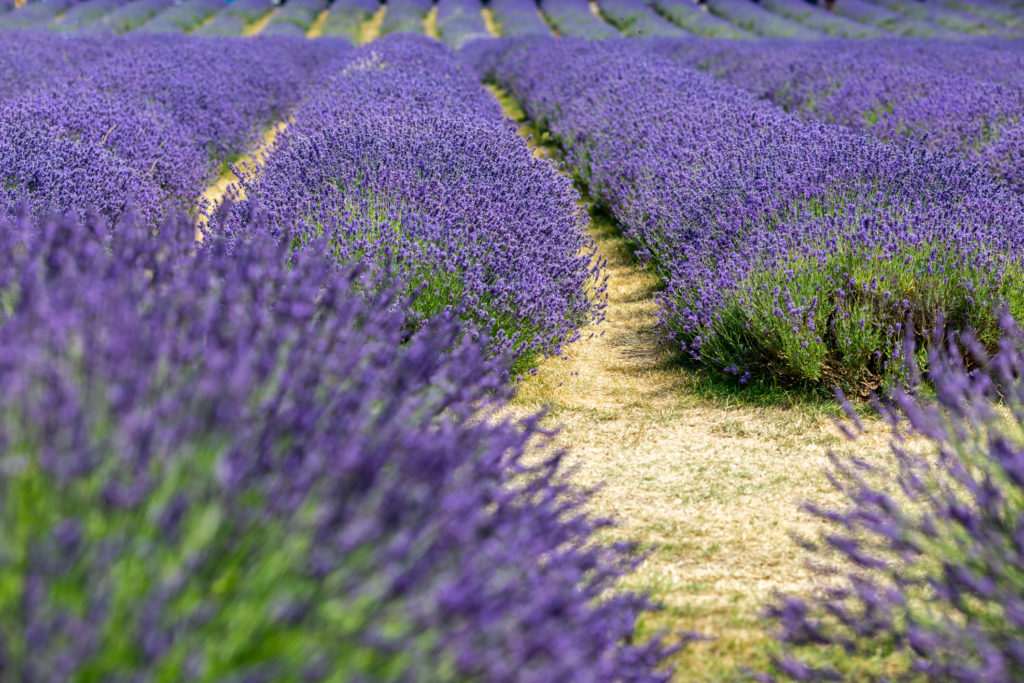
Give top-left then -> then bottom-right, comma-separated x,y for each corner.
488,86 -> 893,680
195,124 -> 283,242
242,8 -> 276,36
360,6 -> 386,43
423,6 -> 439,38
307,9 -> 329,37
482,7 -> 499,36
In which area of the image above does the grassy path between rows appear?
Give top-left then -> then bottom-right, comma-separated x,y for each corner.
196,124 -> 284,241
486,85 -> 894,680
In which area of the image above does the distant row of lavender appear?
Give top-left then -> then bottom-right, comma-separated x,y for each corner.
472,37 -> 1024,391
223,35 -> 603,370
656,39 -> 1024,191
489,0 -> 552,35
539,0 -> 620,38
0,34 -> 332,224
437,0 -> 491,47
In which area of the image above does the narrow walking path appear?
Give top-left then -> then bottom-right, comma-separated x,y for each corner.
487,86 -> 892,680
196,124 -> 284,241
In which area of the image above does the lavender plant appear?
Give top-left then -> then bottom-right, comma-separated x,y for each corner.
759,0 -> 886,37
595,0 -> 685,37
379,0 -> 431,35
655,39 -> 1024,192
831,0 -> 950,36
437,0 -> 492,48
224,35 -> 603,371
0,0 -> 75,28
539,0 -> 621,38
85,0 -> 170,33
763,316 -> 1024,681
0,206 -> 671,680
193,0 -> 273,36
261,0 -> 327,36
705,0 -> 823,38
649,0 -> 753,38
488,0 -> 554,36
319,0 -> 378,41
134,0 -> 221,32
0,34 -> 331,223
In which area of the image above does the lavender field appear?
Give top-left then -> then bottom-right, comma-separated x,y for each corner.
3,0 -> 1024,680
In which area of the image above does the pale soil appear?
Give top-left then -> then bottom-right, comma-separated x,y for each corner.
482,7 -> 499,37
242,8 -> 276,36
195,124 -> 283,242
488,86 -> 896,680
360,6 -> 386,43
423,6 -> 439,38
306,9 -> 329,38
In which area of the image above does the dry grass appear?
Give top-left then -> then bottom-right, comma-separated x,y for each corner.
423,6 -> 439,39
487,86 -> 898,680
195,124 -> 283,242
360,6 -> 386,44
242,9 -> 276,36
306,9 -> 329,38
482,7 -> 500,37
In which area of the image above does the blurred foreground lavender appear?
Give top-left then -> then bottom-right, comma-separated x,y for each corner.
765,317 -> 1024,681
0,208 -> 671,680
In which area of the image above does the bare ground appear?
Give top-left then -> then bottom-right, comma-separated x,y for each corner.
488,86 -> 895,680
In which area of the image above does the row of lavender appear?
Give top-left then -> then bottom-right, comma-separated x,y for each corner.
0,33 -> 330,224
5,0 -> 1024,39
471,37 -> 1024,392
0,0 -> 376,39
655,38 -> 1024,192
0,33 -> 672,679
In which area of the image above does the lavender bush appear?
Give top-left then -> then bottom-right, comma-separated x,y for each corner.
539,0 -> 621,38
379,0 -> 430,35
193,0 -> 273,36
649,0 -> 752,38
85,0 -> 170,33
51,0 -> 124,32
655,39 -> 1024,192
319,0 -> 378,41
595,0 -> 685,37
763,316 -> 1024,680
261,0 -> 327,36
0,34 -> 330,223
0,0 -> 75,28
760,0 -> 886,37
135,0 -> 221,33
0,205 -> 671,680
705,0 -> 822,38
832,0 -> 950,36
489,0 -> 554,36
437,0 -> 491,48
478,37 -> 1024,392
224,35 -> 602,371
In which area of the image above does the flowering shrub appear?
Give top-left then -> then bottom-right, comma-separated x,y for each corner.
193,0 -> 273,36
539,0 -> 621,39
649,0 -> 751,38
763,316 -> 1024,681
654,39 -> 1024,192
0,34 -> 332,223
262,0 -> 327,37
379,0 -> 431,35
228,35 -> 603,371
479,38 -> 1024,392
759,0 -> 884,37
0,207 -> 671,680
437,0 -> 491,48
705,0 -> 821,38
319,0 -> 378,41
595,0 -> 684,37
489,0 -> 553,37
